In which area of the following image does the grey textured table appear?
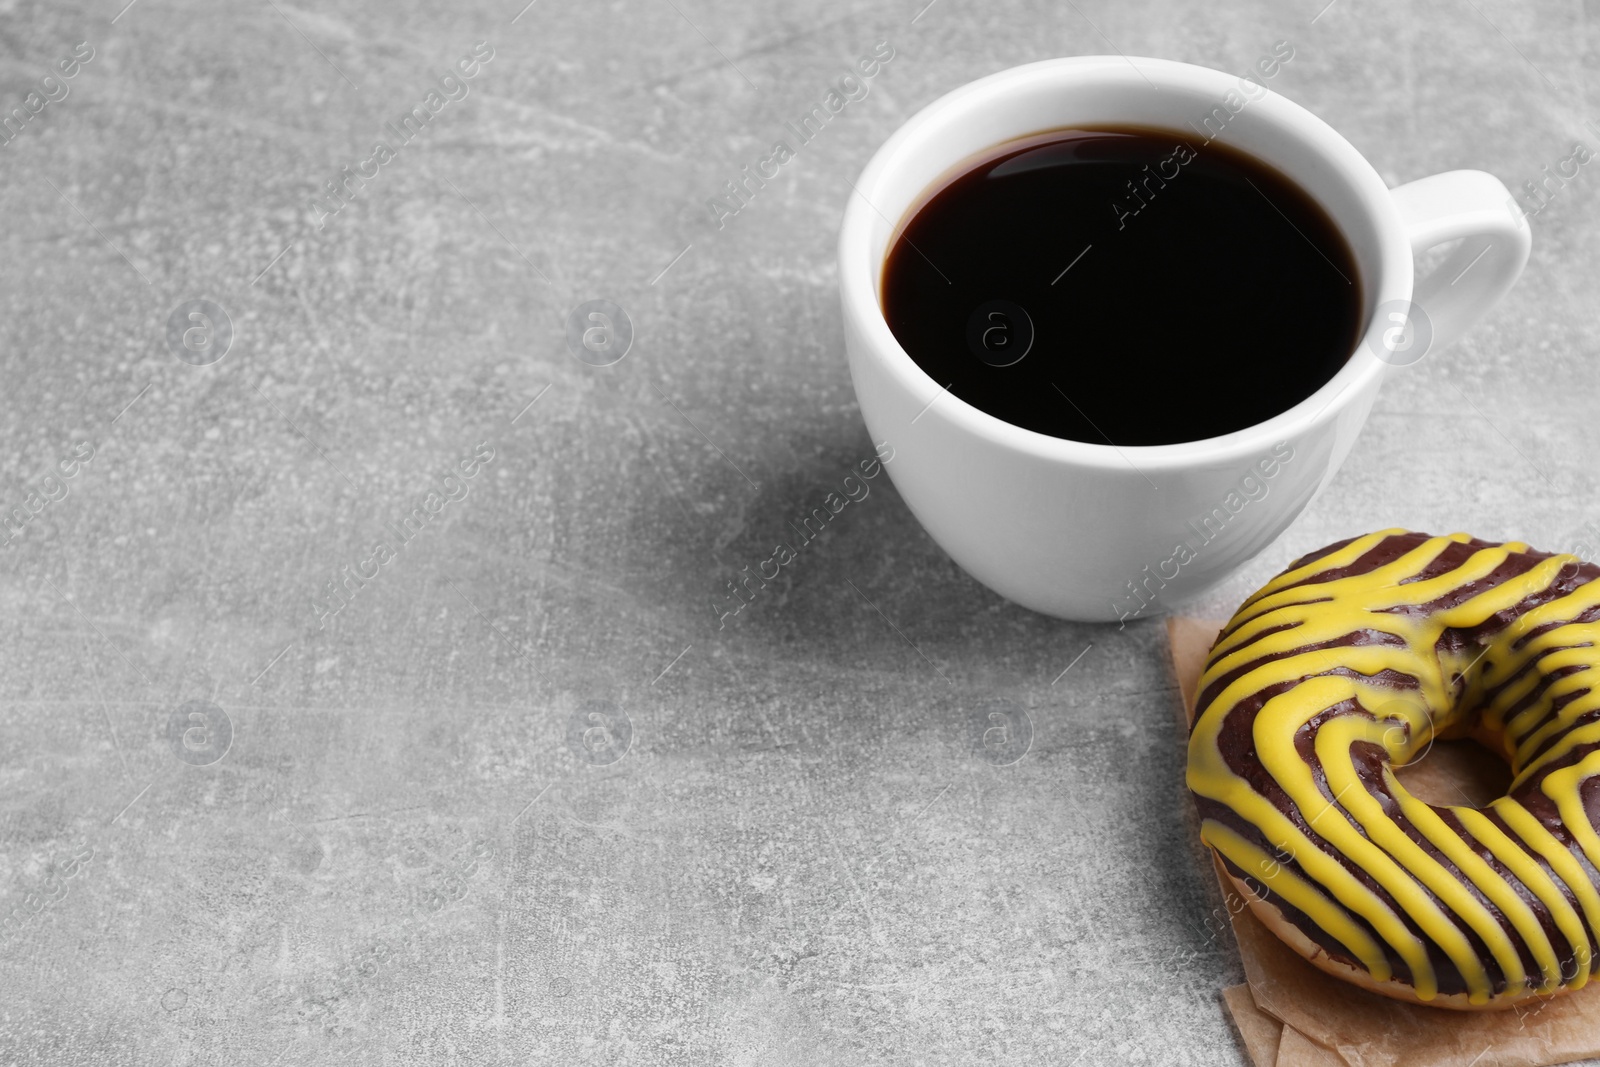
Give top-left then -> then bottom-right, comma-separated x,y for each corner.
1,0 -> 1595,1064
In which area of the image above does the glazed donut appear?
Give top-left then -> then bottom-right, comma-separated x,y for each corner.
1187,529 -> 1600,1009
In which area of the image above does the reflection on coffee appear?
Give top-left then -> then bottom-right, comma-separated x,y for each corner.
881,126 -> 1363,446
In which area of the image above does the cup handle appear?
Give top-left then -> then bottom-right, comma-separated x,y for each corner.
1387,170 -> 1531,356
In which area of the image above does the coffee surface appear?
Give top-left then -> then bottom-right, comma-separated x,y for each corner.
881,126 -> 1363,446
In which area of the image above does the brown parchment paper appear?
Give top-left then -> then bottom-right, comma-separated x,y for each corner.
1222,983 -> 1285,1067
1168,616 -> 1600,1067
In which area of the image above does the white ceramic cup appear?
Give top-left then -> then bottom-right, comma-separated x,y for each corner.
838,55 -> 1530,623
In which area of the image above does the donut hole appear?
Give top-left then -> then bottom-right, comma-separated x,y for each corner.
1393,736 -> 1515,808
1369,689 -> 1520,810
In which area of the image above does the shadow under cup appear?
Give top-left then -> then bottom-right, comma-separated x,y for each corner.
839,56 -> 1414,622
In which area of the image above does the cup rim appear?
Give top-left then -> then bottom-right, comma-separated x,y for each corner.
838,54 -> 1411,471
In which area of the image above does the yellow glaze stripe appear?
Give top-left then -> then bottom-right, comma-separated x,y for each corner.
1190,677 -> 1437,996
1383,769 -> 1559,989
1201,819 -> 1393,978
1187,531 -> 1600,1004
1314,717 -> 1519,996
1450,804 -> 1583,991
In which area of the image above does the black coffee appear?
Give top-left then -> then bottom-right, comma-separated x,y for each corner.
881,126 -> 1363,446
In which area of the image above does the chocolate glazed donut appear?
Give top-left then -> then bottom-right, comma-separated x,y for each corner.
1187,530 -> 1600,1009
